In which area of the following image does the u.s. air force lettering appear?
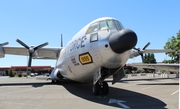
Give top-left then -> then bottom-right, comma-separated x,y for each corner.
65,36 -> 87,53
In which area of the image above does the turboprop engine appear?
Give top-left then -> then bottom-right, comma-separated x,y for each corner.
0,47 -> 5,58
0,42 -> 9,58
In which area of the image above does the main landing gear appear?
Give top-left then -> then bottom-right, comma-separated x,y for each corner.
92,81 -> 109,95
51,79 -> 61,84
51,80 -> 56,83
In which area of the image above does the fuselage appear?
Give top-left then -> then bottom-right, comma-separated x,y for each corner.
53,17 -> 137,82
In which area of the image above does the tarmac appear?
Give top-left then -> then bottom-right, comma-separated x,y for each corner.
0,74 -> 179,109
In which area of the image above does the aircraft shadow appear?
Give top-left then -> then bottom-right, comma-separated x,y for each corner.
0,82 -> 51,88
57,80 -> 167,109
0,79 -> 167,109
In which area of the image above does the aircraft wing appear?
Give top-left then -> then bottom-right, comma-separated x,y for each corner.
142,49 -> 179,53
127,63 -> 179,72
130,49 -> 179,58
1,46 -> 62,59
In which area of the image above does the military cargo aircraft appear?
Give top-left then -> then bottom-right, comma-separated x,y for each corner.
0,17 -> 178,95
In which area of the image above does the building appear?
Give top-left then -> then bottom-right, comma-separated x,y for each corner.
0,66 -> 53,76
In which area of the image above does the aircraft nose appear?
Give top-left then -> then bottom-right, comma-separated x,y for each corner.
109,29 -> 137,54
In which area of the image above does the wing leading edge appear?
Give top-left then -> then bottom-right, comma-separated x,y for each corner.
143,49 -> 179,53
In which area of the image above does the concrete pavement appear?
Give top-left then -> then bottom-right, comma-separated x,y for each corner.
0,75 -> 178,109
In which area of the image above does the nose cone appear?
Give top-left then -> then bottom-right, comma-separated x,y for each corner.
109,29 -> 138,54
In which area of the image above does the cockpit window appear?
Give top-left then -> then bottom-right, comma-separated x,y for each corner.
114,20 -> 123,30
86,19 -> 124,34
107,20 -> 116,29
86,22 -> 99,34
99,20 -> 108,30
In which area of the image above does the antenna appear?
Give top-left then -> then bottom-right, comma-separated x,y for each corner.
61,34 -> 63,47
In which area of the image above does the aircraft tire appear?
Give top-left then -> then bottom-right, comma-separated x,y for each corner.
92,83 -> 101,95
101,81 -> 109,95
51,80 -> 56,84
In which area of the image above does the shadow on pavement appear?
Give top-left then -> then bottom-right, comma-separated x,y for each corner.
58,80 -> 167,109
0,79 -> 167,109
0,82 -> 51,88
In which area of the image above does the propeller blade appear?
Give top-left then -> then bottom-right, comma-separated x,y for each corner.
140,54 -> 144,63
143,42 -> 150,50
133,47 -> 139,51
28,53 -> 33,68
0,42 -> 9,46
133,42 -> 150,63
16,39 -> 29,49
34,42 -> 48,50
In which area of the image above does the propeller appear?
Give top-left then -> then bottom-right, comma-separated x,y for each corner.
133,42 -> 150,63
0,42 -> 9,46
16,39 -> 48,68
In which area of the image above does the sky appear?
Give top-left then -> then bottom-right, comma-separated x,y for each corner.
0,0 -> 180,67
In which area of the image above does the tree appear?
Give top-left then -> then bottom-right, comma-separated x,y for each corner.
143,53 -> 156,63
150,53 -> 156,63
143,53 -> 156,73
163,30 -> 180,63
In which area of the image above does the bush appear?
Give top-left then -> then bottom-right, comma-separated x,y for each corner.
136,70 -> 141,73
18,73 -> 22,77
160,70 -> 165,73
8,69 -> 15,77
22,72 -> 27,77
125,69 -> 131,74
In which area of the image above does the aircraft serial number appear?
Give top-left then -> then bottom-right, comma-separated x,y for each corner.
79,52 -> 93,65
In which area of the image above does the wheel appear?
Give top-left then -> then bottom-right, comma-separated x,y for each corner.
92,83 -> 101,95
101,81 -> 109,95
51,80 -> 56,83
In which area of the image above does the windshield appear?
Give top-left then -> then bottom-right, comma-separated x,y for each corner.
100,20 -> 123,30
86,22 -> 99,34
99,20 -> 108,30
86,19 -> 124,34
107,20 -> 116,29
114,20 -> 123,30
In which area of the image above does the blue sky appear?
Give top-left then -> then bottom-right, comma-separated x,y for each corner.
0,0 -> 179,66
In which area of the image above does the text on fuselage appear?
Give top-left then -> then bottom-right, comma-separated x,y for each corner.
65,36 -> 87,53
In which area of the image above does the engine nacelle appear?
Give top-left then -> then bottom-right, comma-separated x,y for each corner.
50,69 -> 62,80
0,46 -> 5,58
0,42 -> 9,58
129,49 -> 139,58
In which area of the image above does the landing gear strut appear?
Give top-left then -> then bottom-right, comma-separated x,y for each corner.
92,81 -> 109,95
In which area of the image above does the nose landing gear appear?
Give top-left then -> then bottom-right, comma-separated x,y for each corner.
92,81 -> 109,95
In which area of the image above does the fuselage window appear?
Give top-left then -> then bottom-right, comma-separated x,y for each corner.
99,20 -> 108,30
114,20 -> 122,30
107,20 -> 116,29
86,22 -> 99,34
90,33 -> 98,42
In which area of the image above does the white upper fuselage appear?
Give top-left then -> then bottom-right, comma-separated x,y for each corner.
55,17 -> 131,82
